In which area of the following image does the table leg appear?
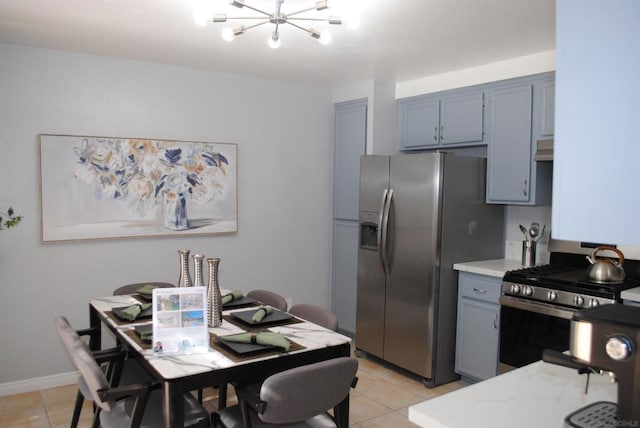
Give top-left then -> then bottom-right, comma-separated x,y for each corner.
89,305 -> 101,351
164,380 -> 185,428
334,395 -> 350,428
335,342 -> 352,427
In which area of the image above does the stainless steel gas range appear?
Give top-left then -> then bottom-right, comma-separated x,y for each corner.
499,239 -> 640,369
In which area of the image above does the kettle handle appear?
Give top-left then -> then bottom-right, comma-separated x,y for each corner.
590,246 -> 625,266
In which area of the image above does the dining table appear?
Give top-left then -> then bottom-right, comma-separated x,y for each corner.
89,292 -> 352,428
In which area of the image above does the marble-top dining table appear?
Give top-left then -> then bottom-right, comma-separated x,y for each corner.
89,292 -> 352,428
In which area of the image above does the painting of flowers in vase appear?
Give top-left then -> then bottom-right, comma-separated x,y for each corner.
40,134 -> 237,241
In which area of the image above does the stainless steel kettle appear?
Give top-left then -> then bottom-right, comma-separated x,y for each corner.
585,246 -> 626,284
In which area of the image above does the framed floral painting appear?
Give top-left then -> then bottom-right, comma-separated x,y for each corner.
40,134 -> 237,241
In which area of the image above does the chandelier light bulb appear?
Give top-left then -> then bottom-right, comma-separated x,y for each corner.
193,11 -> 209,26
191,0 -> 212,26
222,27 -> 236,41
268,31 -> 281,49
319,30 -> 332,45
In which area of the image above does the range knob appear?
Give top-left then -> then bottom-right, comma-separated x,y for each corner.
510,284 -> 521,294
589,298 -> 600,307
547,290 -> 558,301
606,336 -> 633,361
574,295 -> 585,307
523,286 -> 533,297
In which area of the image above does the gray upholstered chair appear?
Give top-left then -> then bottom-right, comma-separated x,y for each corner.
71,334 -> 210,428
218,289 -> 287,409
246,289 -> 288,311
214,357 -> 358,428
288,304 -> 339,331
112,281 -> 174,296
55,316 -> 155,428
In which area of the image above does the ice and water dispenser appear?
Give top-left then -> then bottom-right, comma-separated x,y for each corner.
359,211 -> 379,251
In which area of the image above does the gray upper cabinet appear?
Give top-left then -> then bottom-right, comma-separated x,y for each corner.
400,92 -> 484,150
399,97 -> 440,149
333,99 -> 367,220
486,85 -> 533,203
440,93 -> 484,145
538,79 -> 555,138
485,74 -> 553,205
398,72 -> 554,204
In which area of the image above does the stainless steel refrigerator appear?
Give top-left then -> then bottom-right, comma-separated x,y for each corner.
355,153 -> 504,387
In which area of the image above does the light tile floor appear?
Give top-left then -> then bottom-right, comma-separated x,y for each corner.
0,346 -> 465,427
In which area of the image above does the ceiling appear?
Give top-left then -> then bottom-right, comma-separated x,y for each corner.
0,0 -> 556,88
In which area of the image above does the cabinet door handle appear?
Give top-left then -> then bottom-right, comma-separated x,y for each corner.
493,313 -> 498,330
473,287 -> 487,294
440,125 -> 444,141
434,126 -> 438,142
523,179 -> 528,196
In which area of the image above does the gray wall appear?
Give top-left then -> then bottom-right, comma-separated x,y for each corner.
0,43 -> 333,386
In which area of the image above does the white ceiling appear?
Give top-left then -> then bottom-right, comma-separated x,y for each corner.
0,0 -> 556,87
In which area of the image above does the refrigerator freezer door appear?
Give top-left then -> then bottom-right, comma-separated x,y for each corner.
356,156 -> 390,358
383,153 -> 442,379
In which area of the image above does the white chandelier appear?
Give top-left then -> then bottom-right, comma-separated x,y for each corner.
194,0 -> 360,49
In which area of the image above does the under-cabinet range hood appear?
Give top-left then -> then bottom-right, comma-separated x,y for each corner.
534,139 -> 553,161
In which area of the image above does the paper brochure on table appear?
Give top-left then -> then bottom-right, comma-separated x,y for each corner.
152,287 -> 209,354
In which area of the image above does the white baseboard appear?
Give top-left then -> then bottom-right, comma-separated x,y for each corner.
0,371 -> 78,397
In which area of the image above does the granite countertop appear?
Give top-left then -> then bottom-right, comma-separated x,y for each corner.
453,259 -> 526,278
408,360 -> 617,428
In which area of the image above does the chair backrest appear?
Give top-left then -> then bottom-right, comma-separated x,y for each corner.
289,304 -> 338,331
258,357 -> 358,424
112,282 -> 174,296
72,339 -> 115,412
247,289 -> 288,311
54,316 -> 81,370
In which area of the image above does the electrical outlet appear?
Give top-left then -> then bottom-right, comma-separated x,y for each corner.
286,298 -> 293,309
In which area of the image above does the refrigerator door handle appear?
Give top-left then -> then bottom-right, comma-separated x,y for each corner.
381,188 -> 393,273
377,188 -> 389,275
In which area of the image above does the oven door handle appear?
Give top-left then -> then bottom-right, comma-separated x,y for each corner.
499,295 -> 575,320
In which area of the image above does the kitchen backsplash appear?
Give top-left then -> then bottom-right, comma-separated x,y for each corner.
505,204 -> 552,263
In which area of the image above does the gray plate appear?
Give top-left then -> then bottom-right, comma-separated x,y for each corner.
136,292 -> 153,302
223,296 -> 257,309
217,337 -> 277,354
230,308 -> 293,325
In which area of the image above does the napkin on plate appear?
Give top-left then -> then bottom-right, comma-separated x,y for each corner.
136,284 -> 159,295
221,332 -> 291,351
135,325 -> 153,342
222,290 -> 244,305
251,305 -> 273,323
119,303 -> 152,321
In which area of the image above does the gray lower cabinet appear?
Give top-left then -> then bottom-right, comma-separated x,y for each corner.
455,272 -> 501,383
332,220 -> 359,335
